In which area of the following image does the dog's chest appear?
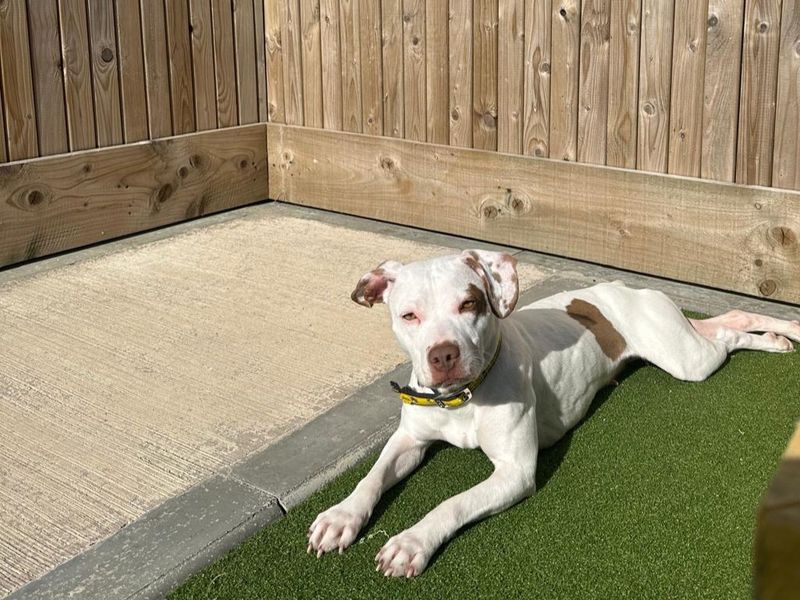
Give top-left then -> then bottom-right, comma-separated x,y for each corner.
403,405 -> 480,449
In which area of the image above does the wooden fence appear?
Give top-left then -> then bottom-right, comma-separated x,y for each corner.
0,0 -> 799,303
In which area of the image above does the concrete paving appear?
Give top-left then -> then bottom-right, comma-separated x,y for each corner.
0,202 -> 549,598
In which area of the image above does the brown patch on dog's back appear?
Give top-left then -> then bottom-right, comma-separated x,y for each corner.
465,283 -> 489,315
566,299 -> 626,360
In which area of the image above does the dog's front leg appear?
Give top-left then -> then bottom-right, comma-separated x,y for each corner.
307,429 -> 429,556
376,459 -> 536,577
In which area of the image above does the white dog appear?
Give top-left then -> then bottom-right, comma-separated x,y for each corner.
307,250 -> 798,577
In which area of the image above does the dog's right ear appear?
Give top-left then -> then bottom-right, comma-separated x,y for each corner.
350,261 -> 403,307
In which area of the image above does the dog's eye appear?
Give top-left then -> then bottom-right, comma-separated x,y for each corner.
460,299 -> 477,312
401,312 -> 417,321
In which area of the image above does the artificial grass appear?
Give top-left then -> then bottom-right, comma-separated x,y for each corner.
171,327 -> 799,600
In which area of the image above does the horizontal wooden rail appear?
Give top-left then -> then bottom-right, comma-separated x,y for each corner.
0,124 -> 268,268
268,124 -> 800,304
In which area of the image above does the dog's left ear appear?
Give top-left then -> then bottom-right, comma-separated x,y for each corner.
461,250 -> 519,318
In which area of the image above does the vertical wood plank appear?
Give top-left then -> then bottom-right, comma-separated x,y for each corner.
606,0 -> 640,169
522,0 -> 551,157
737,0 -> 782,186
473,0 -> 498,150
300,0 -> 323,128
0,0 -> 39,160
772,0 -> 800,190
265,0 -> 285,122
59,0 -> 98,148
320,0 -> 342,130
382,0 -> 403,137
426,0 -> 448,144
498,0 -> 524,153
361,0 -> 383,136
0,79 -> 6,161
141,0 -> 172,137
189,0 -> 217,131
254,0 -> 268,122
27,0 -> 70,156
87,0 -> 124,147
668,0 -> 708,177
338,0 -> 361,132
282,0 -> 304,125
115,0 -> 149,142
212,0 -> 239,127
234,0 -> 258,124
550,0 -> 580,161
637,0 -> 673,173
701,0 -> 744,182
577,0 -> 610,164
449,0 -> 472,147
403,0 -> 426,141
165,0 -> 196,134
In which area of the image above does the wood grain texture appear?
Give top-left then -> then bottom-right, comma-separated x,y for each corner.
360,0 -> 383,136
771,0 -> 800,190
577,0 -> 611,165
115,0 -> 149,142
473,0 -> 498,150
27,0 -> 69,156
737,0 -> 782,186
254,0 -> 268,122
0,73 -> 6,161
265,0 -> 285,123
87,0 -> 124,147
522,0 -> 551,157
449,0 -> 472,147
189,0 -> 218,131
425,0 -> 448,144
606,0 -> 640,169
637,0 -> 673,173
165,0 -> 196,135
320,0 -> 342,130
59,0 -> 99,149
270,123 -> 800,303
550,0 -> 580,161
338,0 -> 361,133
234,0 -> 259,125
382,0 -> 403,137
213,0 -> 240,127
281,0 -> 304,125
498,0 -> 524,154
299,0 -> 323,128
141,0 -> 172,137
0,124 -> 268,268
701,0 -> 744,182
403,0 -> 426,141
668,0 -> 708,177
0,0 -> 39,160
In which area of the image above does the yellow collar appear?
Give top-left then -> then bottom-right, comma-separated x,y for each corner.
390,338 -> 502,409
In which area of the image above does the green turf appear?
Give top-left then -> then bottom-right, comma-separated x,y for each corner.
170,325 -> 800,600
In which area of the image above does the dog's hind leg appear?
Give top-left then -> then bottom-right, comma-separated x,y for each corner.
689,310 -> 800,343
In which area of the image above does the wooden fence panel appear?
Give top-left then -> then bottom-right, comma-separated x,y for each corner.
498,0 -> 524,154
87,0 -> 124,147
426,0 -> 449,145
449,0 -> 472,147
522,0 -> 551,158
772,0 -> 800,191
473,0 -> 498,151
550,0 -> 580,161
382,0 -> 404,137
339,0 -> 362,133
606,0 -> 640,169
403,0 -> 426,142
299,0 -> 323,129
165,0 -> 196,135
737,0 -> 782,186
115,0 -> 149,142
577,0 -> 611,165
190,0 -> 218,131
141,0 -> 172,137
361,1 -> 383,137
234,0 -> 259,125
282,0 -> 304,125
27,0 -> 69,157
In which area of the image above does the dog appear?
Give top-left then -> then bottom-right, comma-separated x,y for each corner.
307,249 -> 798,577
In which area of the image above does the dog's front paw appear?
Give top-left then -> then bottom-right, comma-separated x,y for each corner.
307,504 -> 366,557
375,529 -> 432,577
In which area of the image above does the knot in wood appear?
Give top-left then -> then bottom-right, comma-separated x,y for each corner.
707,14 -> 719,29
27,190 -> 45,208
189,153 -> 205,169
757,21 -> 769,33
539,61 -> 550,74
482,112 -> 497,129
451,108 -> 460,121
101,47 -> 114,63
758,279 -> 777,297
770,226 -> 797,248
483,205 -> 499,219
642,102 -> 655,116
754,258 -> 763,267
380,156 -> 396,171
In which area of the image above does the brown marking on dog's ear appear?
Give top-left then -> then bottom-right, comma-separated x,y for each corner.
351,267 -> 387,307
465,283 -> 489,315
566,299 -> 627,360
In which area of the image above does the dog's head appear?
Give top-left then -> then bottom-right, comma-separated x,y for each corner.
351,250 -> 519,391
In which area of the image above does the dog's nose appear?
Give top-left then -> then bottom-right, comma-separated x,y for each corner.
428,342 -> 461,373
